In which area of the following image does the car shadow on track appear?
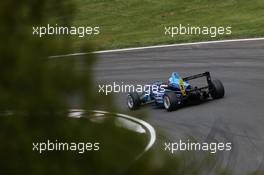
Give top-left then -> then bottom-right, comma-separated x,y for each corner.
150,98 -> 221,112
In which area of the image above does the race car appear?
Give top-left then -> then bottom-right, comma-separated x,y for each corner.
127,72 -> 225,111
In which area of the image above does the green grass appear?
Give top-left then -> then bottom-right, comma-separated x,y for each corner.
71,0 -> 264,50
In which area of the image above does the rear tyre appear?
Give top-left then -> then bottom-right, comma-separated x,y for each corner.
210,79 -> 225,99
127,92 -> 141,110
163,92 -> 180,112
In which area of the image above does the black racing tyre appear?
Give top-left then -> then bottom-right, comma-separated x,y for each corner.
127,92 -> 141,110
163,92 -> 180,112
210,79 -> 225,99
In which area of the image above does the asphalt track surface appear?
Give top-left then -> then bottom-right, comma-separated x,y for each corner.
93,40 -> 264,174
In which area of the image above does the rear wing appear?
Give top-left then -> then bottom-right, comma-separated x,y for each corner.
183,71 -> 212,84
183,72 -> 213,92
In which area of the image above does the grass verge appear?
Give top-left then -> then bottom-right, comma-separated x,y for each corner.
72,0 -> 264,51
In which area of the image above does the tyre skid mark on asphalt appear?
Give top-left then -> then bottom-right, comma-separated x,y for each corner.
243,130 -> 264,172
164,117 -> 264,173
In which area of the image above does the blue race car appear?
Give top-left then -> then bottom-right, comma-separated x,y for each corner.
127,72 -> 224,111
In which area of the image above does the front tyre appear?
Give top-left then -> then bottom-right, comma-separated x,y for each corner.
163,92 -> 180,112
127,92 -> 141,110
210,79 -> 225,99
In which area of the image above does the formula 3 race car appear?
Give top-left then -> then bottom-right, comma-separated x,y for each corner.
127,72 -> 224,112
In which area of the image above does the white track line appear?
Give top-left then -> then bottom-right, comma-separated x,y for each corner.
49,37 -> 264,58
116,112 -> 156,153
69,109 -> 156,155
